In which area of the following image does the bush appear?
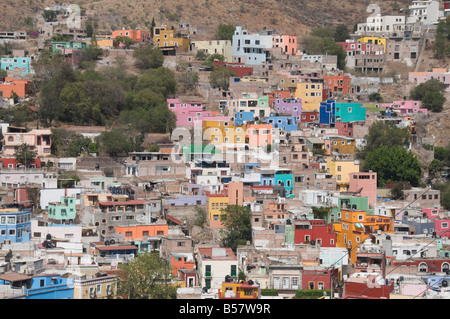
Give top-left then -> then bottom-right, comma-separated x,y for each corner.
293,289 -> 331,299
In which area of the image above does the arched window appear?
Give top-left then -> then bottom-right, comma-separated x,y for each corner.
419,262 -> 428,272
442,262 -> 450,273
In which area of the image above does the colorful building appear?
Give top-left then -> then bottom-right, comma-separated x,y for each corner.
294,219 -> 337,247
264,115 -> 298,133
335,102 -> 366,123
111,29 -> 151,43
47,196 -> 77,222
2,128 -> 51,157
52,41 -> 87,53
153,26 -> 189,51
218,280 -> 260,299
323,73 -> 352,96
326,157 -> 360,192
231,26 -> 273,65
357,36 -> 387,52
1,56 -> 32,76
409,68 -> 450,91
273,97 -> 302,122
115,223 -> 169,241
348,172 -> 378,208
213,61 -> 253,78
207,193 -> 229,228
379,100 -> 428,115
73,272 -> 117,299
324,136 -> 357,155
190,39 -> 232,62
294,79 -> 324,111
226,95 -> 270,120
0,77 -> 31,98
272,34 -> 298,55
245,124 -> 272,148
202,119 -> 246,149
334,209 -> 394,263
0,209 -> 31,243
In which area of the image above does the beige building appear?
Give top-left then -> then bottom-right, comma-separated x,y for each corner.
190,39 -> 232,62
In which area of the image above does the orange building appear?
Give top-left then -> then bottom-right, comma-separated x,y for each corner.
115,223 -> 168,240
245,124 -> 273,149
0,77 -> 30,98
170,253 -> 195,276
112,29 -> 151,43
323,73 -> 351,96
334,209 -> 394,263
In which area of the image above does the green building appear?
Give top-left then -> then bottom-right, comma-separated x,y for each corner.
52,41 -> 88,53
47,196 -> 76,222
328,195 -> 370,224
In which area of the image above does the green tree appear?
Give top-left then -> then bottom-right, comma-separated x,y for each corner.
133,46 -> 164,70
334,24 -> 350,42
86,20 -> 94,38
357,121 -> 410,159
390,181 -> 412,200
428,159 -> 445,177
410,78 -> 446,101
301,35 -> 347,70
114,36 -> 135,49
362,146 -> 422,187
368,92 -> 383,103
215,24 -> 236,40
14,144 -> 37,166
65,134 -> 93,157
195,51 -> 208,61
42,10 -> 56,21
421,91 -> 445,113
96,129 -> 133,156
209,65 -> 236,90
117,251 -> 177,299
220,205 -> 252,252
203,53 -> 225,68
194,206 -> 207,227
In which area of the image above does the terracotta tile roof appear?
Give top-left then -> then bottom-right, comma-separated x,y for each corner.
0,273 -> 32,282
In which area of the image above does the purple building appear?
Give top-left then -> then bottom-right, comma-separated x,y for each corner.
273,98 -> 302,122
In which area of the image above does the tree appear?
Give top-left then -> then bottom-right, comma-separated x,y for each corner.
65,134 -> 93,157
410,79 -> 446,104
220,205 -> 252,252
334,24 -> 350,42
178,70 -> 199,92
357,120 -> 410,159
368,92 -> 383,103
362,146 -> 422,187
14,144 -> 37,166
390,181 -> 412,200
203,53 -> 225,68
96,129 -> 133,156
194,206 -> 207,227
209,65 -> 236,91
85,20 -> 94,38
421,91 -> 445,113
117,251 -> 177,299
135,67 -> 177,98
428,159 -> 444,178
133,46 -> 164,70
215,24 -> 235,40
114,36 -> 135,49
301,35 -> 347,70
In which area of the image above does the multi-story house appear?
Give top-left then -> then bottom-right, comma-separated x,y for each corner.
379,100 -> 427,115
403,188 -> 441,209
73,272 -> 117,299
1,56 -> 32,77
348,172 -> 378,208
202,119 -> 246,150
294,219 -> 337,247
232,26 -> 273,65
324,136 -> 357,156
153,26 -> 189,51
264,115 -> 298,133
323,73 -> 352,96
326,156 -> 360,192
334,209 -> 394,263
47,196 -> 77,223
294,78 -> 324,111
273,97 -> 302,122
0,208 -> 31,243
2,128 -> 51,157
0,77 -> 31,98
190,39 -> 232,62
272,34 -> 298,55
112,29 -> 151,43
407,0 -> 443,25
245,124 -> 273,149
196,246 -> 238,291
409,68 -> 450,92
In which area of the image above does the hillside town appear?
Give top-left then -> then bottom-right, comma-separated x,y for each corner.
0,0 -> 449,301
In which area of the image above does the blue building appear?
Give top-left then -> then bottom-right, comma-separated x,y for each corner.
264,115 -> 298,132
274,168 -> 294,198
0,273 -> 74,299
0,209 -> 31,243
319,100 -> 336,125
233,110 -> 255,126
1,57 -> 32,76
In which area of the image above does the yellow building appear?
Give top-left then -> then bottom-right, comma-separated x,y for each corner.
334,209 -> 394,263
191,39 -> 232,62
324,137 -> 357,156
207,194 -> 229,228
326,156 -> 360,191
73,273 -> 117,299
202,119 -> 246,150
294,81 -> 323,111
153,26 -> 189,51
357,36 -> 386,52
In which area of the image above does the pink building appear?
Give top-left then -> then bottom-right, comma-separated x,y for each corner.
245,124 -> 273,148
379,100 -> 428,115
422,208 -> 440,219
337,41 -> 384,56
168,98 -> 224,126
2,129 -> 52,157
348,172 -> 377,208
226,181 -> 244,206
272,35 -> 298,55
434,218 -> 450,238
409,68 -> 450,92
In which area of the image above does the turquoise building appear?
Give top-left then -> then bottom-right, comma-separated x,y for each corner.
47,196 -> 77,222
335,102 -> 366,123
274,168 -> 294,198
328,196 -> 370,224
1,57 -> 32,76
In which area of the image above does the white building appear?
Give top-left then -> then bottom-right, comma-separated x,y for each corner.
232,26 -> 274,65
407,0 -> 443,25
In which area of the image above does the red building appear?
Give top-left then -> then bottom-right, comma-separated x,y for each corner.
2,157 -> 42,169
342,272 -> 394,299
266,90 -> 291,107
294,219 -> 336,247
213,61 -> 253,78
323,73 -> 351,96
302,267 -> 339,290
299,110 -> 319,128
